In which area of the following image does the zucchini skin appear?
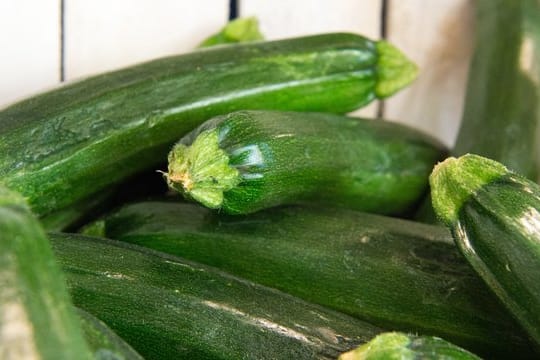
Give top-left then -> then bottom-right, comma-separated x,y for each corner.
167,110 -> 446,215
431,154 -> 540,348
0,33 -> 413,219
76,308 -> 144,360
0,186 -> 92,359
49,232 -> 383,360
453,0 -> 540,180
339,332 -> 481,360
99,201 -> 530,358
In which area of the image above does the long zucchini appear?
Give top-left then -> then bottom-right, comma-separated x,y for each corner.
165,110 -> 445,215
97,200 -> 530,357
0,186 -> 92,359
0,33 -> 416,224
339,332 -> 481,360
50,232 -> 383,359
453,0 -> 540,180
430,154 -> 540,348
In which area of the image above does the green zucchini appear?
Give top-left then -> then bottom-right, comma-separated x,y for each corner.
0,33 -> 416,224
97,200 -> 529,357
453,0 -> 540,180
165,110 -> 445,215
50,232 -> 383,359
0,186 -> 92,359
339,332 -> 481,360
430,154 -> 540,348
76,308 -> 143,360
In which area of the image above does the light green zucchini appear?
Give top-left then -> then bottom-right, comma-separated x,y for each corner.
165,110 -> 445,215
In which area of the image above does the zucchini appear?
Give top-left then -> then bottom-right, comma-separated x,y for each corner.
76,308 -> 143,360
339,332 -> 481,360
0,33 -> 416,223
430,154 -> 540,348
165,110 -> 445,215
0,186 -> 92,359
97,200 -> 529,357
49,232 -> 383,360
453,0 -> 540,180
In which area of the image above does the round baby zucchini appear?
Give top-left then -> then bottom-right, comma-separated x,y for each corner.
0,186 -> 92,359
0,33 -> 416,225
339,332 -> 481,360
165,110 -> 446,215
430,154 -> 540,349
96,200 -> 530,358
50,232 -> 384,360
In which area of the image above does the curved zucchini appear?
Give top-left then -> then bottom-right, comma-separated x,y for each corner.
49,232 -> 383,360
453,0 -> 540,180
166,110 -> 445,215
76,308 -> 143,360
0,186 -> 92,359
339,332 -> 481,360
97,200 -> 529,357
0,33 -> 416,222
431,154 -> 540,348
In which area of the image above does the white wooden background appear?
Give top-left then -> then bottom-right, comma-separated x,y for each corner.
0,0 -> 474,147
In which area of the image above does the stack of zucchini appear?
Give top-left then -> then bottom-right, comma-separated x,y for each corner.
1,1 -> 540,358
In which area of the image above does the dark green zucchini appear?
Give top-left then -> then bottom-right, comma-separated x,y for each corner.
453,0 -> 540,180
339,332 -> 481,360
97,200 -> 529,358
165,110 -> 445,215
431,154 -> 540,349
0,33 -> 416,225
76,308 -> 143,360
0,186 -> 92,359
49,232 -> 383,360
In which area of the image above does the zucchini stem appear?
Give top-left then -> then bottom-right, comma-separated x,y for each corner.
430,154 -> 508,225
165,129 -> 240,209
375,41 -> 419,98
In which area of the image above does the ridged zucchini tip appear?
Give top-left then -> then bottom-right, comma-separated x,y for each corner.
375,40 -> 419,98
430,154 -> 508,225
165,129 -> 240,209
339,332 -> 481,360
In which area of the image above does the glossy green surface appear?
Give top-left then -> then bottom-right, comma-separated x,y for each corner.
430,154 -> 540,349
77,308 -> 143,360
0,186 -> 92,359
50,232 -> 383,360
100,200 -> 529,358
169,110 -> 446,215
453,0 -> 540,180
339,332 -> 481,360
0,33 -> 414,218
454,174 -> 540,347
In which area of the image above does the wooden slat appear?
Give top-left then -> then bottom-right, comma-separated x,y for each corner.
383,0 -> 475,147
240,0 -> 382,117
0,0 -> 60,108
65,0 -> 229,80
